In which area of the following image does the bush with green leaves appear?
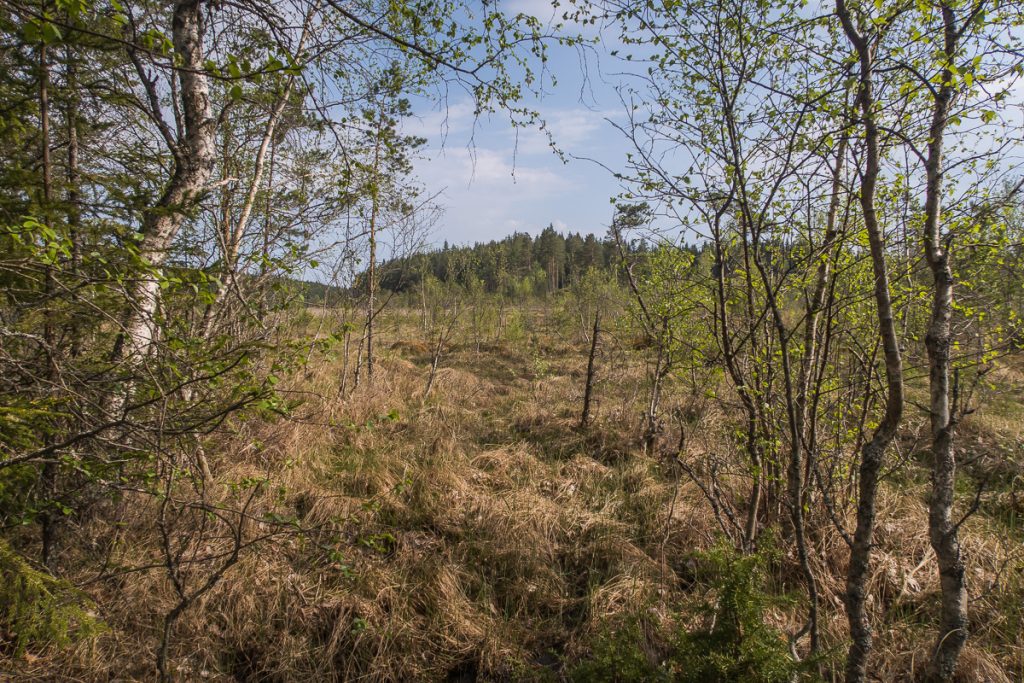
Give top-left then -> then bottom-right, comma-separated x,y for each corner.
570,617 -> 670,683
0,539 -> 102,655
672,543 -> 811,683
569,542 -> 813,683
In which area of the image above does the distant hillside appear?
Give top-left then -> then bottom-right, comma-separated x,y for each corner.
375,225 -> 647,295
298,278 -> 348,306
300,225 -> 709,304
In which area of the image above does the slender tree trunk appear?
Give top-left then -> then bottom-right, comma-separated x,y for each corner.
580,309 -> 600,429
727,129 -> 836,657
202,18 -> 308,338
836,5 -> 905,679
924,7 -> 968,679
644,319 -> 668,455
745,233 -> 822,654
110,0 -> 215,413
38,30 -> 58,571
257,136 -> 275,319
496,293 -> 505,341
712,223 -> 763,552
39,39 -> 51,214
366,132 -> 381,386
199,127 -> 235,337
420,271 -> 428,333
801,137 -> 850,507
425,303 -> 458,398
797,133 -> 847,446
66,48 -> 82,358
424,331 -> 444,398
718,49 -> 829,641
353,325 -> 365,389
779,305 -> 820,655
116,0 -> 217,483
339,327 -> 352,397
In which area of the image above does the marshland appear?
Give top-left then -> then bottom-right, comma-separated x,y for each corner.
3,0 -> 1024,681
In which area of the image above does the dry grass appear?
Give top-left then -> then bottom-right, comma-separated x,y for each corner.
7,307 -> 1024,681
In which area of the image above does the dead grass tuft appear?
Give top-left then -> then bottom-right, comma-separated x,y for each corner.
11,308 -> 1024,681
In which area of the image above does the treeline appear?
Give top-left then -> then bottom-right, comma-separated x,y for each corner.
375,224 -> 696,295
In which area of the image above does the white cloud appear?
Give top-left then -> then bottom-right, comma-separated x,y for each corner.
411,137 -> 580,244
404,89 -> 627,245
503,0 -> 561,23
406,99 -> 478,142
420,145 -> 572,192
508,107 -> 611,156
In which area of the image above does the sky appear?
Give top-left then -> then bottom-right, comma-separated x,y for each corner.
405,5 -> 632,248
402,1 -> 1024,251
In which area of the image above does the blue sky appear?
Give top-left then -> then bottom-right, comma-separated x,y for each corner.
406,5 -> 632,247
399,1 -> 1024,251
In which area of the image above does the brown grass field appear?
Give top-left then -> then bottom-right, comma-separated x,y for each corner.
9,305 -> 1024,682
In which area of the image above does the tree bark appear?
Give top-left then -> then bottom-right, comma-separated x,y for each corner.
111,0 -> 215,411
65,46 -> 82,358
836,3 -> 905,679
923,5 -> 968,679
580,309 -> 600,429
38,27 -> 58,571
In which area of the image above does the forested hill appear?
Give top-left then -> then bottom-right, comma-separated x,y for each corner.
378,226 -> 618,294
302,224 -> 707,304
376,224 -> 697,295
296,227 -> 623,305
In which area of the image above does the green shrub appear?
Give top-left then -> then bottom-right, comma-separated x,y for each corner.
504,309 -> 527,345
570,618 -> 670,683
0,540 -> 102,654
672,544 -> 810,683
569,542 -> 813,683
